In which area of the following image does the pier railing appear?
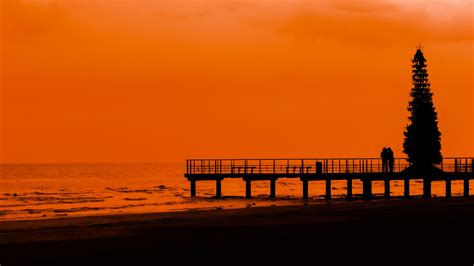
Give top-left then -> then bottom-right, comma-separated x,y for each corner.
186,157 -> 474,175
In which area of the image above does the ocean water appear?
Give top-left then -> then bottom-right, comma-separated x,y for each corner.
0,163 -> 472,221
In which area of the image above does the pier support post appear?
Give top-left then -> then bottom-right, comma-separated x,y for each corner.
270,179 -> 276,198
464,178 -> 469,197
190,180 -> 196,197
384,178 -> 390,198
245,179 -> 252,199
445,177 -> 451,198
362,177 -> 372,200
423,177 -> 431,198
216,179 -> 222,198
302,179 -> 308,199
347,178 -> 352,200
404,177 -> 410,198
325,178 -> 331,200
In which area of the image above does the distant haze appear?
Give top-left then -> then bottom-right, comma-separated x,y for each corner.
1,0 -> 473,163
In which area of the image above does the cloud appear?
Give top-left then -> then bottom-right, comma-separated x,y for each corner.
4,0 -> 471,47
243,0 -> 473,47
331,0 -> 401,15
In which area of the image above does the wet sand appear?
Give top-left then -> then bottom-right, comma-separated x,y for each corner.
1,197 -> 473,265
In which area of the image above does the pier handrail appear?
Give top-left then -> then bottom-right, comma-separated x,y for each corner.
186,157 -> 474,175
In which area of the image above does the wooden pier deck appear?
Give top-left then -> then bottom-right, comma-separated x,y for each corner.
185,157 -> 474,199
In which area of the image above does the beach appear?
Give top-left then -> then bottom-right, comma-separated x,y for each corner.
1,197 -> 473,265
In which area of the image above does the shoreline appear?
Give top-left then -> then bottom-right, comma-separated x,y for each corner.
1,197 -> 474,265
1,190 -> 468,222
0,194 -> 458,235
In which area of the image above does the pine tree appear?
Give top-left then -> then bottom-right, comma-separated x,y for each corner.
403,48 -> 442,171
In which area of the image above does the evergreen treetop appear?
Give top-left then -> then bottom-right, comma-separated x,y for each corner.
403,48 -> 442,169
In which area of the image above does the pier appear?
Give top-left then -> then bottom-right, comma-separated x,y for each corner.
185,157 -> 474,199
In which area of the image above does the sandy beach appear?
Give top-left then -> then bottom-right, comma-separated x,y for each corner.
1,197 -> 473,265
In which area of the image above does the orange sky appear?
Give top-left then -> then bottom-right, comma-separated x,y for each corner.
1,0 -> 473,163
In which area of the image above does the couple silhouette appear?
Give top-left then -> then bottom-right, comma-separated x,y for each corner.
381,147 -> 394,173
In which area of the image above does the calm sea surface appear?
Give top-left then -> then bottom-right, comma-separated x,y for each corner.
0,163 -> 472,220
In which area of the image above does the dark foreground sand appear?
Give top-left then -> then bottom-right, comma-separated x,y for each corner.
1,197 -> 473,266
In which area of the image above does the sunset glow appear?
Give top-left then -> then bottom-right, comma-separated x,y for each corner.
2,0 -> 473,163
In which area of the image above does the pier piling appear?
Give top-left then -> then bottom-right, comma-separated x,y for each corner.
384,177 -> 390,198
270,179 -> 276,198
404,178 -> 410,198
325,178 -> 331,200
216,179 -> 222,198
302,179 -> 308,199
423,178 -> 431,198
445,177 -> 451,198
347,178 -> 352,199
464,178 -> 469,197
190,180 -> 196,197
245,179 -> 252,198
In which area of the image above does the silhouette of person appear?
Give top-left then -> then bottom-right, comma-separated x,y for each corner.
387,147 -> 394,173
381,147 -> 388,173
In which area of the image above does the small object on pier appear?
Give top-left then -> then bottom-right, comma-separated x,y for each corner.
316,162 -> 322,174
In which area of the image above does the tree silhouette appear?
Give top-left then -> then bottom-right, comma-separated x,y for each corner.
403,48 -> 442,171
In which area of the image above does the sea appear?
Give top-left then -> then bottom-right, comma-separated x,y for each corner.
0,163 -> 471,221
